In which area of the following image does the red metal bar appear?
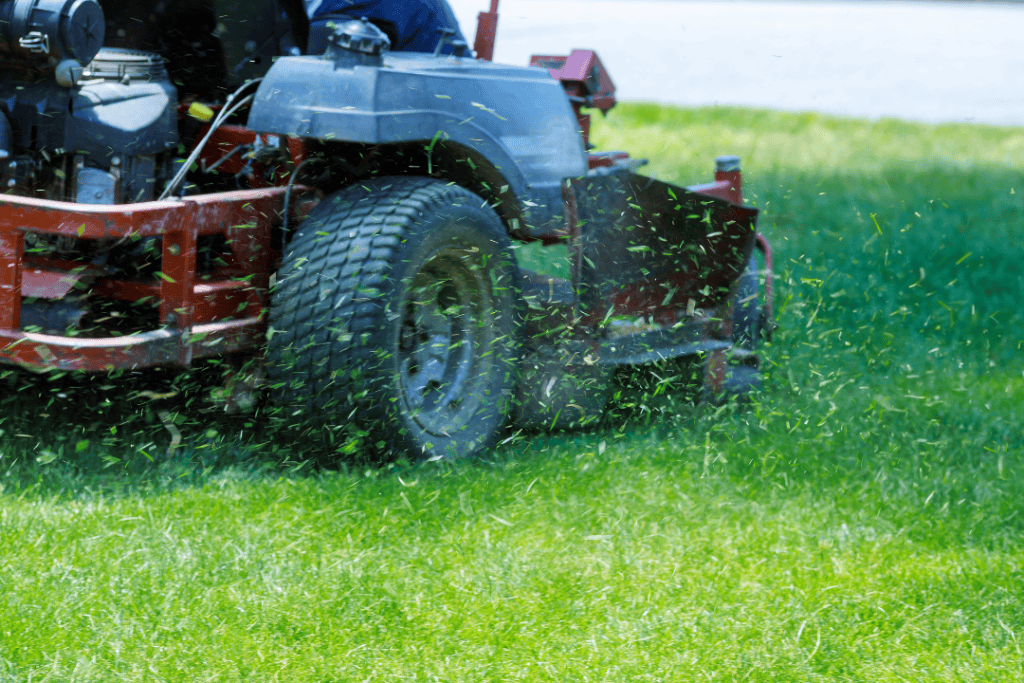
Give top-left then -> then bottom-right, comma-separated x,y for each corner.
0,317 -> 264,372
159,204 -> 198,328
474,0 -> 500,61
687,179 -> 740,205
0,186 -> 300,372
21,269 -> 85,299
714,168 -> 743,203
0,188 -> 289,240
588,151 -> 630,170
160,211 -> 199,365
194,280 -> 262,322
0,228 -> 23,330
688,157 -> 745,206
192,126 -> 308,187
91,276 -> 263,324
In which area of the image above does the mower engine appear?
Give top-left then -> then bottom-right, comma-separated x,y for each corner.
0,0 -> 180,207
0,0 -> 187,329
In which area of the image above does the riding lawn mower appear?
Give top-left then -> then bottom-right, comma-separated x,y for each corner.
0,0 -> 773,459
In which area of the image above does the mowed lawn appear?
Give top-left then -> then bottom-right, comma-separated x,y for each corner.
1,105 -> 1022,682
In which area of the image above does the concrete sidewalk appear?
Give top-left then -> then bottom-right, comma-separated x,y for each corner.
449,0 -> 1024,125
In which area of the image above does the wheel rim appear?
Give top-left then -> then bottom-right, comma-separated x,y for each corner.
397,249 -> 492,437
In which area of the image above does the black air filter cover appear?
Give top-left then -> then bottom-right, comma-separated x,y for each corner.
0,0 -> 105,65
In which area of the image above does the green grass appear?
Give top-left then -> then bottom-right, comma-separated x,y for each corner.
1,105 -> 1023,681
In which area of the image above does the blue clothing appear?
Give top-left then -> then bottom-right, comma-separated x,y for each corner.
305,0 -> 467,54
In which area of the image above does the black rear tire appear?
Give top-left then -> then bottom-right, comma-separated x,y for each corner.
267,176 -> 521,460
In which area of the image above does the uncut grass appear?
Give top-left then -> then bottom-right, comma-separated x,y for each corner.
1,105 -> 1023,681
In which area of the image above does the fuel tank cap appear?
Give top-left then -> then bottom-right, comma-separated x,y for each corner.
329,17 -> 390,57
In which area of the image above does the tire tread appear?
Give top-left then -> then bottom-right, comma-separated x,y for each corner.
267,176 -> 518,457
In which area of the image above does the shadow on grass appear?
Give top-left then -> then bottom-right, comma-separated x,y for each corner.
0,360 -> 380,498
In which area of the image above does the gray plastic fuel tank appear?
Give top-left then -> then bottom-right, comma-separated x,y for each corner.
248,51 -> 588,232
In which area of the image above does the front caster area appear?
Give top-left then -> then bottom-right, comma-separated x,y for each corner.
703,253 -> 767,402
267,176 -> 521,460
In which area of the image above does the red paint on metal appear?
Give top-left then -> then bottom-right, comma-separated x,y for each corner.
474,0 -> 499,61
1,196 -> 178,240
714,167 -> 743,205
531,50 -> 617,148
587,151 -> 630,169
558,50 -> 616,113
600,269 -> 728,323
22,269 -> 83,299
159,203 -> 198,329
0,186 -> 301,372
576,110 -> 593,148
688,179 -> 743,205
193,280 -> 262,323
0,228 -> 22,330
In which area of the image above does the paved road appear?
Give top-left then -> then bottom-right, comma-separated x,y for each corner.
448,0 -> 1024,126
